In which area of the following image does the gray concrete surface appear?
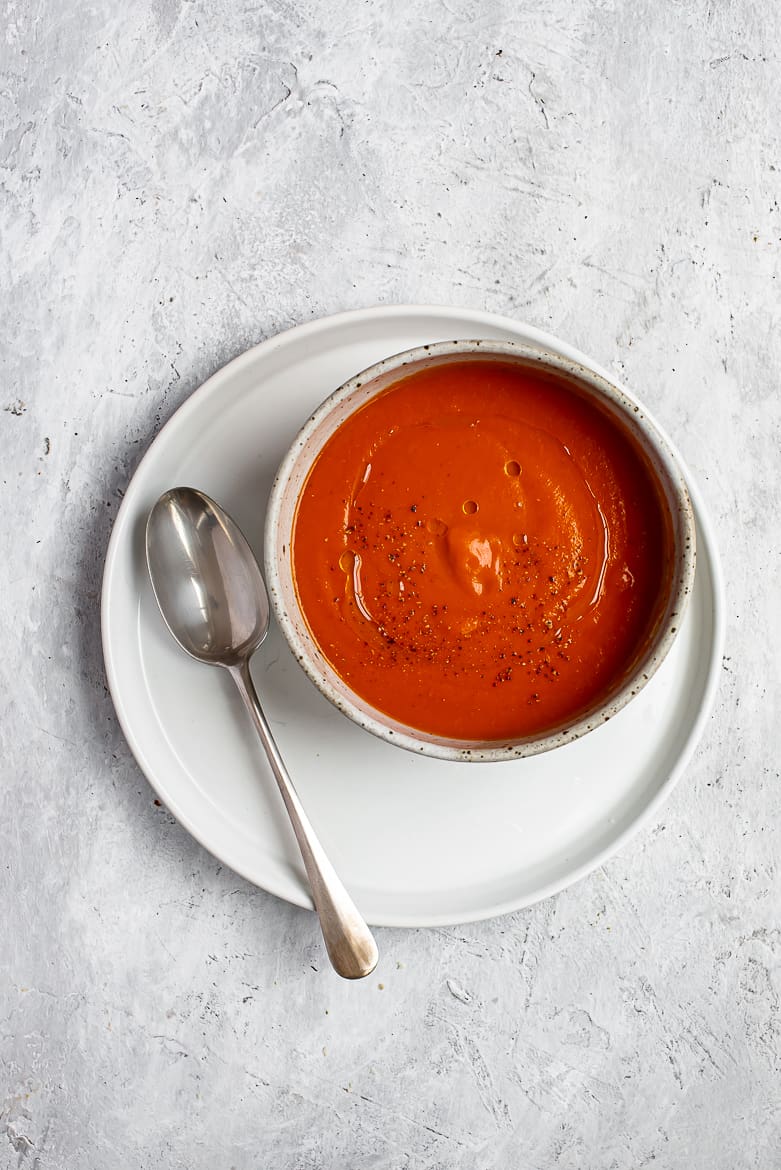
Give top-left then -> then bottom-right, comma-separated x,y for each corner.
1,0 -> 779,1166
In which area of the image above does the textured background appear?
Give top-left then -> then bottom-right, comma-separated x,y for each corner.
1,0 -> 779,1166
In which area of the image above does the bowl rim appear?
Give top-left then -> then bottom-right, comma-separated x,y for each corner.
264,338 -> 697,762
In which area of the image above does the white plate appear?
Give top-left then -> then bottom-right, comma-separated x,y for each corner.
102,306 -> 725,928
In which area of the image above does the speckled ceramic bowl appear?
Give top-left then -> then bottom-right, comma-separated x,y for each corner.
264,340 -> 696,763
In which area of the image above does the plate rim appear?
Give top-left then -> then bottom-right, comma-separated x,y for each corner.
101,304 -> 726,927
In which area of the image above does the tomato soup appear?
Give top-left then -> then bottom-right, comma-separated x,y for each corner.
291,360 -> 674,741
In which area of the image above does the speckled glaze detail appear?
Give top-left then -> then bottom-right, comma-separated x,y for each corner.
264,339 -> 697,763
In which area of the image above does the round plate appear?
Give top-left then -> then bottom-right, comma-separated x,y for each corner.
102,306 -> 724,927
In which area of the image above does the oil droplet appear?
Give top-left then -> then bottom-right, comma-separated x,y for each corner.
505,460 -> 521,477
512,533 -> 528,547
426,517 -> 448,535
462,499 -> 478,515
339,550 -> 356,573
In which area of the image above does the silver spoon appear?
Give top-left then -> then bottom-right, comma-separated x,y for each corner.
145,486 -> 379,980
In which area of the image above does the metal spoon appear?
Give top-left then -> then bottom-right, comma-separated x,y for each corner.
145,486 -> 379,980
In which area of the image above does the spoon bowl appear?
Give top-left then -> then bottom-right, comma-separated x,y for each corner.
147,488 -> 269,666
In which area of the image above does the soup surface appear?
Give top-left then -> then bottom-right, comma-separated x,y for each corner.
291,359 -> 673,741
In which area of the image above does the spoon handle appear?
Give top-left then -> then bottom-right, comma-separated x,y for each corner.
228,660 -> 379,980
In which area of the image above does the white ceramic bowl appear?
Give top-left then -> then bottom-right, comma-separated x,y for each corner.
264,340 -> 696,762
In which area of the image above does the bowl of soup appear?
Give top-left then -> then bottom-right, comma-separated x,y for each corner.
264,340 -> 696,762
